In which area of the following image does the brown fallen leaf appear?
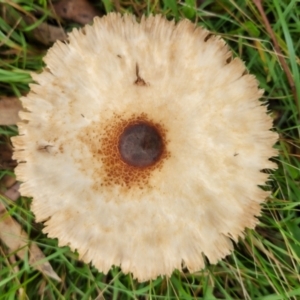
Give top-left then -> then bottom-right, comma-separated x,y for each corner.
1,174 -> 16,188
0,174 -> 16,195
0,163 -> 60,281
1,4 -> 67,46
0,141 -> 17,170
0,142 -> 16,175
53,0 -> 101,24
24,15 -> 68,46
0,201 -> 61,282
3,181 -> 20,201
0,97 -> 22,125
0,137 -> 19,197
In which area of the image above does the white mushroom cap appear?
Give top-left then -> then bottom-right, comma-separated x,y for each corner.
12,13 -> 277,282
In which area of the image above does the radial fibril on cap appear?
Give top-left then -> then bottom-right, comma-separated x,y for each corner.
12,13 -> 277,282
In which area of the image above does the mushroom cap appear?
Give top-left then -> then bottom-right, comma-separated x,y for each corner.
12,13 -> 277,281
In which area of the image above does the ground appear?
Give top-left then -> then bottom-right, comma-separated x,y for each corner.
0,0 -> 299,299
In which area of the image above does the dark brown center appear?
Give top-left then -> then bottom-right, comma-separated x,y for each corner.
118,122 -> 163,168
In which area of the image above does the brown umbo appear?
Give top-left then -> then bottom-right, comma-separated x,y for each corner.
118,122 -> 163,168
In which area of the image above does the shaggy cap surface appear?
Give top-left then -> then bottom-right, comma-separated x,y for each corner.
12,13 -> 277,281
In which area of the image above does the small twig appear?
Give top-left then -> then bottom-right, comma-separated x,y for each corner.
253,0 -> 299,113
134,63 -> 147,86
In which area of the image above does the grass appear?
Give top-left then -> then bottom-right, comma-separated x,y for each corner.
0,0 -> 299,299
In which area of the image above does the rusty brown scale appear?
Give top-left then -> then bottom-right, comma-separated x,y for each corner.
78,113 -> 170,191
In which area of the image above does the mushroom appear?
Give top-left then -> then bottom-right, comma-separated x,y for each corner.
12,13 -> 277,282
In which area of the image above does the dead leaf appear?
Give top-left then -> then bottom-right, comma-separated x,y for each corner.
3,181 -> 20,201
0,166 -> 60,282
0,97 -> 22,125
0,203 -> 61,282
0,141 -> 16,172
24,16 -> 68,45
53,0 -> 101,24
0,175 -> 17,196
1,5 -> 67,46
0,138 -> 19,198
0,141 -> 17,170
1,174 -> 16,188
